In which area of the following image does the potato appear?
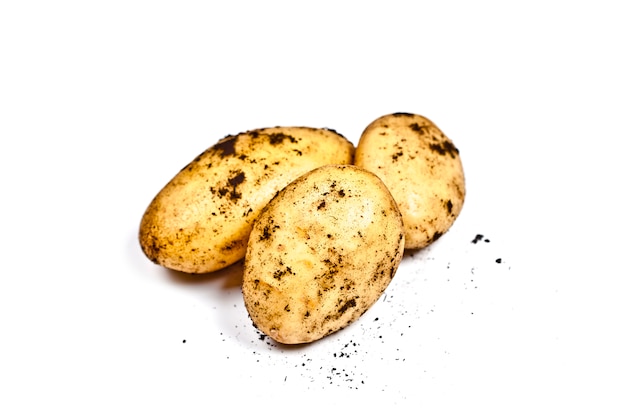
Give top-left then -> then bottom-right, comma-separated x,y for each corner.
139,127 -> 355,274
242,165 -> 405,344
354,113 -> 465,249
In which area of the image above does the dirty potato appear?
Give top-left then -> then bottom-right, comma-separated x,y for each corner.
242,165 -> 405,344
139,127 -> 355,274
354,113 -> 465,249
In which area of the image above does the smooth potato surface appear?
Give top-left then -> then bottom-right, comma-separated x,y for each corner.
354,113 -> 465,249
139,127 -> 354,274
242,165 -> 405,344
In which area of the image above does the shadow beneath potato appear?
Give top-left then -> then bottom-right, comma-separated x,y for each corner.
164,258 -> 244,289
403,247 -> 429,260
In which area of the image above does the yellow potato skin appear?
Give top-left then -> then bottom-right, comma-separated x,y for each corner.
139,127 -> 354,274
242,165 -> 405,344
354,113 -> 465,249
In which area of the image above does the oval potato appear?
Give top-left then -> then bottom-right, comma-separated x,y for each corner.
242,165 -> 405,344
139,127 -> 355,274
354,113 -> 465,249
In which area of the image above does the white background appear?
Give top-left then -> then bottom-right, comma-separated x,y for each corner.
1,1 -> 625,415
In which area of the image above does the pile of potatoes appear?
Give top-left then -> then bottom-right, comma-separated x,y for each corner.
139,113 -> 465,344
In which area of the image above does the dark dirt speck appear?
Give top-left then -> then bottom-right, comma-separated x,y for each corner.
269,133 -> 297,145
213,135 -> 238,157
429,141 -> 459,158
409,123 -> 423,133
